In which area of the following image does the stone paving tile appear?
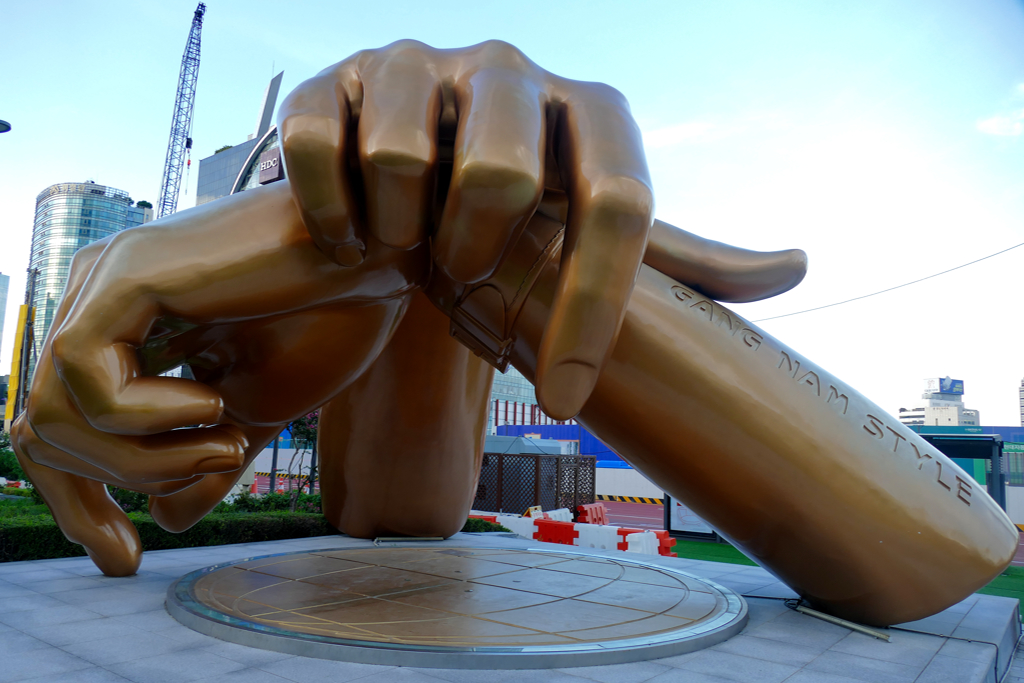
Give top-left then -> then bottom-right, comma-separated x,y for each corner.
828,630 -> 943,667
0,592 -> 68,612
17,576 -> 106,594
48,585 -> 141,605
150,622 -> 226,648
19,666 -> 132,683
674,650 -> 799,683
84,592 -> 168,617
193,670 -> 293,683
60,630 -> 193,666
0,646 -> 94,683
357,670 -> 457,683
0,603 -> 102,628
914,653 -> 991,683
0,631 -> 52,653
0,565 -> 79,581
23,615 -> 141,647
417,669 -> 589,683
934,637 -> 995,663
803,650 -> 922,683
645,669 -> 739,683
782,672 -> 877,683
258,657 -> 394,682
710,633 -> 821,667
0,579 -> 43,597
112,608 -> 180,632
744,609 -> 850,650
558,660 -> 671,682
107,651 -> 246,683
198,640 -> 295,667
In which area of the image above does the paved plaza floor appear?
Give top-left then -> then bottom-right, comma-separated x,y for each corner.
0,532 -> 1018,683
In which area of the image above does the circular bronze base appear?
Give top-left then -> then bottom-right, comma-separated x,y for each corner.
167,545 -> 746,668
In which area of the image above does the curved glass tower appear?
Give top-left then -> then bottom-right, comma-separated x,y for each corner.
28,181 -> 152,370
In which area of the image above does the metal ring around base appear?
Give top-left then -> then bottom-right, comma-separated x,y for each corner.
165,546 -> 747,670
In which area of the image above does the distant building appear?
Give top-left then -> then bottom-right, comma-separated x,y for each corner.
196,72 -> 282,207
0,271 -> 8,362
897,377 -> 981,427
26,182 -> 153,379
1019,378 -> 1024,427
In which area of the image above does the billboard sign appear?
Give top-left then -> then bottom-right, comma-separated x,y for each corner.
925,377 -> 964,395
664,494 -> 717,539
258,147 -> 284,185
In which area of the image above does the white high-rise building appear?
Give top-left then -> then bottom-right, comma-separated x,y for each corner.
1018,378 -> 1024,427
0,271 -> 9,362
897,377 -> 981,427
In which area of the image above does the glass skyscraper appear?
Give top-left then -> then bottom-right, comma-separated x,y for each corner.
27,182 -> 153,375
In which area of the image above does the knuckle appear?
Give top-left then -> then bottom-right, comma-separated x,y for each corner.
458,159 -> 543,210
588,175 -> 654,221
363,135 -> 433,173
584,81 -> 629,108
475,40 -> 529,70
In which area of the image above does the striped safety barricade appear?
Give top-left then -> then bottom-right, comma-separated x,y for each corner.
625,531 -> 660,555
576,503 -> 608,526
496,515 -> 537,540
574,524 -> 620,550
545,508 -> 574,522
534,519 -> 579,545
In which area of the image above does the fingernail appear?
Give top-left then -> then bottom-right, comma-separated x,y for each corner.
334,243 -> 366,267
539,360 -> 599,421
196,455 -> 243,475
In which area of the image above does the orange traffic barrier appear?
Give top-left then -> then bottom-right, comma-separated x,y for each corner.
653,530 -> 677,557
534,519 -> 579,545
616,527 -> 645,551
576,502 -> 608,526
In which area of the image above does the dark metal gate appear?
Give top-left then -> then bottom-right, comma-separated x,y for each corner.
473,453 -> 596,514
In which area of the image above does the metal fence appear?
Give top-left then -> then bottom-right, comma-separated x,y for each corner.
473,453 -> 596,514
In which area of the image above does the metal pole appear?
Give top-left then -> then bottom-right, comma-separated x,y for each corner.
307,439 -> 318,494
269,431 -> 280,495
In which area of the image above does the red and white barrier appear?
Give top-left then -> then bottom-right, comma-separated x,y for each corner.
481,503 -> 677,558
576,524 -> 620,550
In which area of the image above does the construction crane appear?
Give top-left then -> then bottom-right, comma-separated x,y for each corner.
157,3 -> 206,219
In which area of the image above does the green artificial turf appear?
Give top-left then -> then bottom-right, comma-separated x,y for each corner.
671,536 -> 1024,613
670,538 -> 758,566
976,565 -> 1024,603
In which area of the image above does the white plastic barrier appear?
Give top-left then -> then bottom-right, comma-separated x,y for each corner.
546,508 -> 573,522
497,515 -> 537,540
575,524 -> 620,550
625,531 -> 660,555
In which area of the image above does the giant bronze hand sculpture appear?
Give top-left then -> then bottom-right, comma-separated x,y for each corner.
11,41 -> 1017,627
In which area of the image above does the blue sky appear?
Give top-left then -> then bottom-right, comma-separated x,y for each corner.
2,0 -> 1024,422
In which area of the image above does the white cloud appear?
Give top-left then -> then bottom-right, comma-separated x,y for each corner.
977,112 -> 1024,136
977,83 -> 1024,136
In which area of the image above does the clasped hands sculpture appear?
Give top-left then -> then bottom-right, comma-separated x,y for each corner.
10,42 -> 1017,626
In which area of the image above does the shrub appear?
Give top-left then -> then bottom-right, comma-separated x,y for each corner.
461,518 -> 511,533
228,491 -> 321,514
1,488 -> 32,498
0,512 -> 336,563
107,487 -> 150,513
0,451 -> 25,482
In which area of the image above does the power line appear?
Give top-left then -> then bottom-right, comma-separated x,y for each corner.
753,239 -> 1024,323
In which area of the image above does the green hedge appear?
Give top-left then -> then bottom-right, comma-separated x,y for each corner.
0,512 -> 336,564
461,518 -> 511,533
